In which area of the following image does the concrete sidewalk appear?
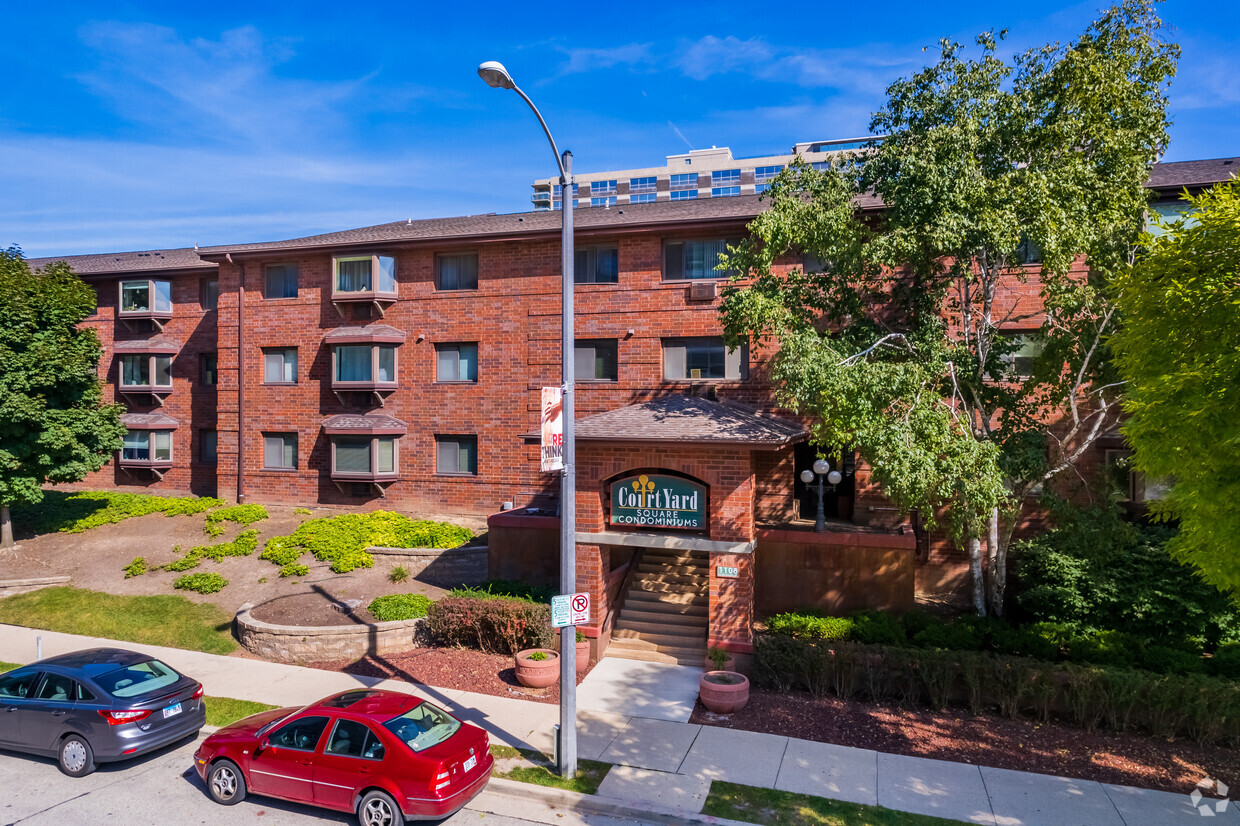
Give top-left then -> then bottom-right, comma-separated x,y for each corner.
0,625 -> 1232,826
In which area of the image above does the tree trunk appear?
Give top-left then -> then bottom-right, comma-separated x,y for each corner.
0,505 -> 12,548
989,501 -> 1023,618
986,507 -> 1003,616
968,532 -> 986,616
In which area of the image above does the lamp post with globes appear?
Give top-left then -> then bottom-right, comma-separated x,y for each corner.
476,60 -> 578,779
801,459 -> 843,533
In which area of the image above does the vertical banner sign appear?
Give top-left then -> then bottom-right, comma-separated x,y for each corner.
540,386 -> 564,473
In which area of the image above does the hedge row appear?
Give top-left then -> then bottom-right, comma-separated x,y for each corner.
754,634 -> 1240,746
424,596 -> 553,655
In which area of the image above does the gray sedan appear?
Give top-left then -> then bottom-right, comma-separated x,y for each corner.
0,647 -> 205,776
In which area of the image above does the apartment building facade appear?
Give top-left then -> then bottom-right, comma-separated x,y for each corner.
32,156 -> 1235,661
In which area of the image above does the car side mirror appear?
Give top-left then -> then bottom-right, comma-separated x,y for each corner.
259,738 -> 270,751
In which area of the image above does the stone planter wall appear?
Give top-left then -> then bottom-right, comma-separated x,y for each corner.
367,545 -> 487,588
0,576 -> 71,599
235,603 -> 424,663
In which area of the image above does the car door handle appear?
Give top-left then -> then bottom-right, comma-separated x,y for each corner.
3,707 -> 16,713
51,710 -> 67,716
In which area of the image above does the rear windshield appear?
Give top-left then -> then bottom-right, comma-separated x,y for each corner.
384,702 -> 460,753
94,659 -> 180,698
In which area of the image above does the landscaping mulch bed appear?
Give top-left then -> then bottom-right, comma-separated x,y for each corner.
250,592 -> 378,627
691,687 -> 1240,796
308,646 -> 595,705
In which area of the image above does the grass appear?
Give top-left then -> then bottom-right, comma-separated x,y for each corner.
205,696 -> 277,728
703,781 -> 968,826
488,744 -> 610,795
0,662 -> 18,672
0,587 -> 237,655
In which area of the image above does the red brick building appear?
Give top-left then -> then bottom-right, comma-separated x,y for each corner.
31,157 -> 1236,664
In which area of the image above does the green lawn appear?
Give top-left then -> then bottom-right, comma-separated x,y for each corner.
204,696 -> 277,728
0,662 -> 18,672
0,587 -> 237,655
703,782 -> 968,826
488,744 -> 610,795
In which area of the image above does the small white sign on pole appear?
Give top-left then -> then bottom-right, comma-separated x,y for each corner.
551,592 -> 590,628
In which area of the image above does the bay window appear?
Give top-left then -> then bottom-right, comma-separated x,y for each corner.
121,430 -> 172,463
119,279 -> 173,316
332,254 -> 396,298
332,436 -> 398,479
120,353 -> 173,390
333,344 -> 397,388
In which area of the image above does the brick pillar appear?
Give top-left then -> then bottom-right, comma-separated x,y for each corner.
709,552 -> 755,653
214,260 -> 241,503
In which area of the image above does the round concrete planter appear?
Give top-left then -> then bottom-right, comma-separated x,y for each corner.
235,603 -> 423,664
514,649 -> 560,688
556,630 -> 591,674
699,670 -> 750,714
704,653 -> 736,672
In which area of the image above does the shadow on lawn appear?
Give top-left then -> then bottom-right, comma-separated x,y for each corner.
9,490 -> 107,538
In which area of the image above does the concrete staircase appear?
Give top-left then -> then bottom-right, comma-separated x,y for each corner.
607,549 -> 709,666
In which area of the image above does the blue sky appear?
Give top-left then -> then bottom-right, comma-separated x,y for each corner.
4,1 -> 1236,257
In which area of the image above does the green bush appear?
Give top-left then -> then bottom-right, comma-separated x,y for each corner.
1140,645 -> 1207,675
913,622 -> 980,651
1065,630 -> 1143,669
369,594 -> 432,622
293,507 -> 312,515
899,609 -> 941,639
259,512 -> 472,575
174,573 -> 228,595
850,609 -> 906,646
1011,506 -> 1240,649
123,557 -> 147,578
11,491 -> 224,535
425,596 -> 553,655
1211,643 -> 1240,679
766,611 -> 854,641
280,563 -> 309,578
159,531 -> 259,572
449,579 -> 555,604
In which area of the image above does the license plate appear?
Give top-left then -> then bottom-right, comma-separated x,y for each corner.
463,755 -> 477,772
162,702 -> 182,719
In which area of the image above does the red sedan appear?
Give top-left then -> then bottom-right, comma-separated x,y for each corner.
194,689 -> 493,824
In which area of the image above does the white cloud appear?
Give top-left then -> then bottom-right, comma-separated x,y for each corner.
554,43 -> 656,78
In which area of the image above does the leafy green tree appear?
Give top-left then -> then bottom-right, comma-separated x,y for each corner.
721,0 -> 1178,615
1111,180 -> 1240,595
0,247 -> 126,546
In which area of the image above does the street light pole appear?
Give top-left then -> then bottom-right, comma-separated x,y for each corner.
478,61 -> 577,779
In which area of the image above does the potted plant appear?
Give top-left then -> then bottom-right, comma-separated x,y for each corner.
514,648 -> 560,688
575,630 -> 590,674
699,670 -> 750,714
705,646 -> 735,673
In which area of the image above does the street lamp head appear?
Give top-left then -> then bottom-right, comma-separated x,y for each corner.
827,470 -> 843,486
478,61 -> 516,90
812,458 -> 830,477
800,469 -> 815,485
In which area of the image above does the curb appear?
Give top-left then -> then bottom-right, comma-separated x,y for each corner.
479,776 -> 754,826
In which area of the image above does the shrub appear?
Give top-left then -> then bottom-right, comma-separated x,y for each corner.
369,594 -> 432,622
280,563 -> 309,578
293,507 -> 312,515
913,622 -> 980,652
766,611 -> 854,641
159,531 -> 259,571
450,579 -> 554,604
1211,643 -> 1240,679
900,609 -> 942,639
1062,666 -> 1107,731
389,565 -> 410,584
1140,645 -> 1206,676
123,557 -> 147,578
1065,630 -> 1142,670
1100,668 -> 1146,733
259,512 -> 472,575
425,596 -> 552,655
990,626 -> 1060,661
527,651 -> 549,661
174,573 -> 228,594
850,609 -> 906,646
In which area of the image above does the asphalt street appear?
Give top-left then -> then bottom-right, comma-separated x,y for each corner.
0,734 -> 655,826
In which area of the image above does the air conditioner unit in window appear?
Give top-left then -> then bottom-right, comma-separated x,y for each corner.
688,282 -> 718,301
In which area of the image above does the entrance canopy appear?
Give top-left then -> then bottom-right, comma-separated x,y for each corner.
575,394 -> 807,449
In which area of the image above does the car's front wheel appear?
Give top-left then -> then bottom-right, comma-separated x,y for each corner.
206,760 -> 247,805
357,789 -> 402,826
58,735 -> 95,777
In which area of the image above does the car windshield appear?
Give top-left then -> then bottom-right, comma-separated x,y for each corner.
383,702 -> 460,753
94,659 -> 180,698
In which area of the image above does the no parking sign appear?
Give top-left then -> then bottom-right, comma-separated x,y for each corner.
551,592 -> 591,627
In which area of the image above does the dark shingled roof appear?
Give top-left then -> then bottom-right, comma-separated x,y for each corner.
321,413 -> 408,434
1147,157 -> 1239,191
26,247 -> 214,275
120,412 -> 180,428
574,395 -> 807,447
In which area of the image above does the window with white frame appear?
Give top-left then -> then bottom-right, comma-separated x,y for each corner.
263,348 -> 298,383
995,333 -> 1043,379
670,173 -> 697,191
436,252 -> 479,291
120,280 -> 172,314
265,264 -> 299,298
629,176 -> 657,194
263,432 -> 298,470
630,192 -> 657,204
435,343 -> 477,382
754,165 -> 783,182
120,354 -> 172,389
663,239 -> 739,280
711,169 -> 740,186
333,255 -> 396,295
711,186 -> 740,197
334,344 -> 396,384
574,246 -> 619,284
662,338 -> 745,381
575,339 -> 618,382
122,430 -> 172,462
590,180 -> 617,196
670,190 -> 697,201
590,196 -> 617,207
435,436 -> 477,475
332,436 -> 397,477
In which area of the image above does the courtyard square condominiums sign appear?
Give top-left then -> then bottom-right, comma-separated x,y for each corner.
610,474 -> 707,530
